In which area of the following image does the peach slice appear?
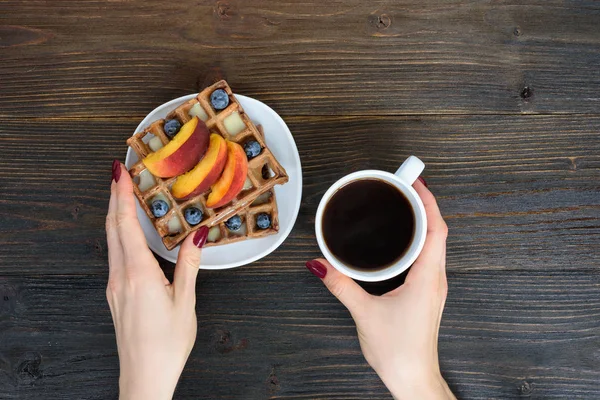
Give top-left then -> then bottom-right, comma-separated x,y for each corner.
143,117 -> 209,178
206,141 -> 249,208
171,134 -> 228,199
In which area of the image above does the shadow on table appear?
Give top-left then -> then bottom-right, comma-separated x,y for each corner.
356,267 -> 410,296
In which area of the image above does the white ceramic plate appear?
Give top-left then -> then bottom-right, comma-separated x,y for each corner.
125,94 -> 302,268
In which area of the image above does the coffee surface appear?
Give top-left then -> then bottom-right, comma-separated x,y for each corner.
322,179 -> 415,270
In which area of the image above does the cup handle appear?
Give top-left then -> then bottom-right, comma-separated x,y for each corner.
394,156 -> 425,184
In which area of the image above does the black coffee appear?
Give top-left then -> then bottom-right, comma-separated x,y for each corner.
322,178 -> 415,270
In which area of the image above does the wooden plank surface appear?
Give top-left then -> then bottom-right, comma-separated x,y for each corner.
1,0 -> 600,118
1,116 -> 598,275
1,271 -> 599,399
1,0 -> 600,398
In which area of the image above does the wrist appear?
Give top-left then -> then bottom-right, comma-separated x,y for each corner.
119,374 -> 177,400
379,367 -> 453,400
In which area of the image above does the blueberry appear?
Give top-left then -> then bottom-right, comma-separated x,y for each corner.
244,140 -> 261,160
210,89 -> 229,111
151,199 -> 169,218
184,207 -> 203,226
225,215 -> 242,231
164,119 -> 181,138
256,213 -> 271,229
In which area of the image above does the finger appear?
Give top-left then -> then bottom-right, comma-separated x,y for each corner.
406,179 -> 448,284
306,258 -> 371,317
106,172 -> 125,283
413,179 -> 448,239
173,226 -> 208,305
111,162 -> 155,263
437,245 -> 448,324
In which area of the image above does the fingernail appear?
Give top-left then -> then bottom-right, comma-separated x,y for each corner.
193,226 -> 209,248
305,260 -> 327,279
112,159 -> 121,183
417,176 -> 428,187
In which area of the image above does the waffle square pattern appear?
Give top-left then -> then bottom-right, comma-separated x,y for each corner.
126,81 -> 288,250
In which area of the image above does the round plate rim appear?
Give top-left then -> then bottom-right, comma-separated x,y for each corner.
124,93 -> 302,269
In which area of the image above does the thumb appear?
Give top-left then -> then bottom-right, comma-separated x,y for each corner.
306,258 -> 370,316
173,226 -> 208,303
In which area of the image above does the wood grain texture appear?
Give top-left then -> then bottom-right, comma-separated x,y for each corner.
1,271 -> 599,399
1,0 -> 600,117
1,0 -> 600,398
1,116 -> 598,275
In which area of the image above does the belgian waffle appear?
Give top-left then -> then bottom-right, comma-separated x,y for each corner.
204,185 -> 280,248
126,81 -> 288,250
201,125 -> 281,248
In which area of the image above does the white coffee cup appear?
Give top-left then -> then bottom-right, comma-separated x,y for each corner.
315,156 -> 427,282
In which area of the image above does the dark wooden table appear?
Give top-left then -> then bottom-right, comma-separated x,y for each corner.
2,1 -> 600,398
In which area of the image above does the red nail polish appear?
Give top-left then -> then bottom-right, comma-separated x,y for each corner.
112,159 -> 121,183
306,260 -> 327,279
193,226 -> 209,248
417,176 -> 428,187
